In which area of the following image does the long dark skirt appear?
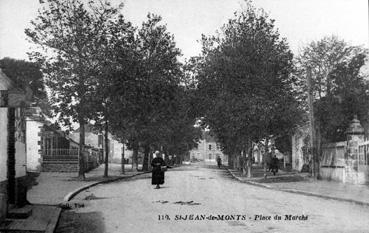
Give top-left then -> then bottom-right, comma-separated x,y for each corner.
152,168 -> 165,185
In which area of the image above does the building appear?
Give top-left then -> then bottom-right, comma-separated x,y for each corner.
25,107 -> 45,173
189,131 -> 227,164
69,124 -> 103,149
109,137 -> 132,164
70,124 -> 132,164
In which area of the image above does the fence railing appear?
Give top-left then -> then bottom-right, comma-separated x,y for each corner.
43,148 -> 102,164
358,142 -> 369,166
44,148 -> 79,157
321,142 -> 346,167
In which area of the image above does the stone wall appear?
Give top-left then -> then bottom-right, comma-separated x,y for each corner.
42,160 -> 79,172
42,159 -> 98,172
320,167 -> 345,182
318,117 -> 369,184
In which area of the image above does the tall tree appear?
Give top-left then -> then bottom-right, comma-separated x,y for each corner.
108,14 -> 183,171
89,8 -> 136,177
195,1 -> 301,176
295,36 -> 368,176
25,0 -> 124,179
314,53 -> 369,142
296,36 -> 368,139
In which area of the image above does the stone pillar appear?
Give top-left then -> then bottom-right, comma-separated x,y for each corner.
345,115 -> 364,184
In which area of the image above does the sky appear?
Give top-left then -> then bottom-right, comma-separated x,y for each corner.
0,0 -> 368,61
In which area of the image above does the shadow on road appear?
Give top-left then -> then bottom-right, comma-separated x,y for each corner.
55,210 -> 105,233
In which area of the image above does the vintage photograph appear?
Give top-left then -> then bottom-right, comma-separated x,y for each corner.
0,0 -> 368,232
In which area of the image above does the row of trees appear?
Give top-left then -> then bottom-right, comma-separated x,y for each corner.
17,0 -> 369,179
189,1 -> 369,177
25,0 -> 201,178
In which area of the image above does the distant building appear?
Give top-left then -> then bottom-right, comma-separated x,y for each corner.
109,136 -> 132,164
69,124 -> 103,149
189,131 -> 227,164
70,124 -> 132,164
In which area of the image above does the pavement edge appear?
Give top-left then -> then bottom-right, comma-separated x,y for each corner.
226,168 -> 369,207
63,171 -> 151,202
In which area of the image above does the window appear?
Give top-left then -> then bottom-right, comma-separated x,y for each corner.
209,144 -> 212,150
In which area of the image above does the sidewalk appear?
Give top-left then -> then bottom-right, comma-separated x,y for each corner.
27,163 -> 146,205
0,164 -> 147,233
227,166 -> 369,206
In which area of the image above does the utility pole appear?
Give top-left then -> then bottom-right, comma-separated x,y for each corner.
307,68 -> 318,179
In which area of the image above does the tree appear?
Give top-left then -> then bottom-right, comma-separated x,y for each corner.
314,53 -> 369,142
296,37 -> 369,140
0,57 -> 46,100
295,36 -> 368,177
108,14 -> 184,171
25,0 -> 124,179
296,35 -> 366,101
88,7 -> 136,177
195,1 -> 301,177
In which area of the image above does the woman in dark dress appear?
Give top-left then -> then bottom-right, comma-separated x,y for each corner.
151,151 -> 166,189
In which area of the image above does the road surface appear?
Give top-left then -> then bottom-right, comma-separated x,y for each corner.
56,164 -> 369,233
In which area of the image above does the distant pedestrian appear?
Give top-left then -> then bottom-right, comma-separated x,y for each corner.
151,151 -> 167,189
270,154 -> 279,175
216,156 -> 222,168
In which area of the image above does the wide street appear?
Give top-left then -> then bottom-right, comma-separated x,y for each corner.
55,164 -> 369,233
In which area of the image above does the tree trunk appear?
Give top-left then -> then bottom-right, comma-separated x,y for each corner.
78,118 -> 85,179
315,119 -> 321,179
247,139 -> 252,178
142,145 -> 150,171
228,153 -> 234,169
132,141 -> 139,171
104,121 -> 109,177
121,144 -> 125,174
242,149 -> 247,176
308,69 -> 318,179
263,138 -> 269,179
149,150 -> 153,169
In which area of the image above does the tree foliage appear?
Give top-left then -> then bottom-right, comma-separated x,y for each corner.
296,35 -> 369,142
105,14 -> 200,169
195,2 -> 302,162
25,0 -> 126,177
296,35 -> 366,100
0,57 -> 46,100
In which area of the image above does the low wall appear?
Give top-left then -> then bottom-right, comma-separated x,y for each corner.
42,159 -> 98,172
320,166 -> 345,182
42,160 -> 79,172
